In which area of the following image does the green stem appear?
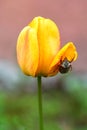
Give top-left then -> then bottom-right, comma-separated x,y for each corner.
37,76 -> 44,130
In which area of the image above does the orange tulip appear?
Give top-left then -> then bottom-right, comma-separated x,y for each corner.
17,16 -> 77,77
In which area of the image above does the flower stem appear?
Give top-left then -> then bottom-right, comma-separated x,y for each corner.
37,76 -> 44,130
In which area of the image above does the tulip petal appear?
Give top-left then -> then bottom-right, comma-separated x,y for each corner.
29,17 -> 60,76
48,42 -> 78,76
17,26 -> 39,76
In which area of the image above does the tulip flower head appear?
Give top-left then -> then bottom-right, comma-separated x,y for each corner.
17,16 -> 77,77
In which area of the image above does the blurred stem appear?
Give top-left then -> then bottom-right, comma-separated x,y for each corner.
37,76 -> 44,130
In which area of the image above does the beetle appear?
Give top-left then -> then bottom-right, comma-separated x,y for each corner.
58,58 -> 72,74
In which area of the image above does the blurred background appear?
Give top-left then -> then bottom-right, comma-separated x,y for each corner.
0,0 -> 87,130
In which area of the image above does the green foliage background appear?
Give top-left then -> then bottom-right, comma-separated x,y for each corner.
0,62 -> 87,130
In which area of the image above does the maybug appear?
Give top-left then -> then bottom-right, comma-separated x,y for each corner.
58,58 -> 72,74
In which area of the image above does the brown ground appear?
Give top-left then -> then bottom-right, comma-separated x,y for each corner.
0,0 -> 87,72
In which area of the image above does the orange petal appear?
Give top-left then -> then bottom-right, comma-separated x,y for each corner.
17,26 -> 39,76
48,42 -> 78,76
29,16 -> 60,76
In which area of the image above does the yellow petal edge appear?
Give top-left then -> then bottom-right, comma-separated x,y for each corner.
29,16 -> 60,76
48,42 -> 78,76
17,26 -> 39,76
